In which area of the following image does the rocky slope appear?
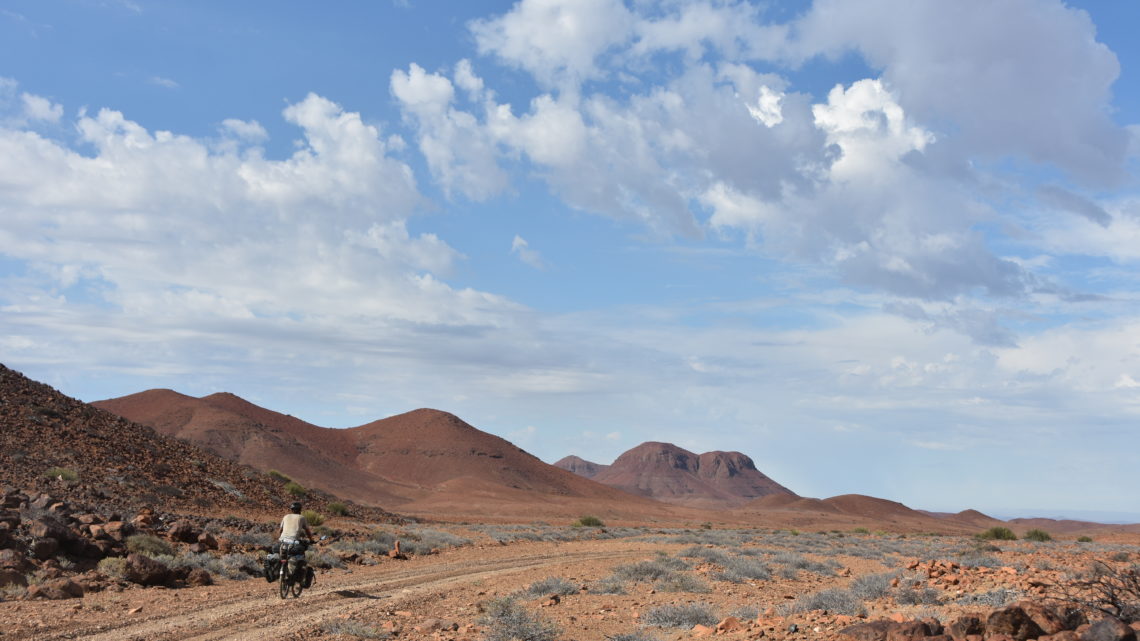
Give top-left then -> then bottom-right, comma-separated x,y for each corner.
552,455 -> 608,478
559,442 -> 795,509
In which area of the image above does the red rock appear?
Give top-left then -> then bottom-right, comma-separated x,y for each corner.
27,578 -> 84,600
839,620 -> 896,641
187,568 -> 212,586
1016,601 -> 1067,635
197,532 -> 218,550
0,568 -> 27,588
1040,632 -> 1080,641
716,617 -> 744,633
947,616 -> 985,641
886,621 -> 932,641
1079,618 -> 1136,641
987,605 -> 1044,641
692,624 -> 714,637
889,613 -> 908,624
166,520 -> 198,543
123,553 -> 171,586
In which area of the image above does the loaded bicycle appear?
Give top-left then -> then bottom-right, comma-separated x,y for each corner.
264,539 -> 315,598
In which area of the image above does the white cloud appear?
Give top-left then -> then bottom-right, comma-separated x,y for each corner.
21,93 -> 62,123
220,118 -> 268,142
510,235 -> 545,269
747,86 -> 783,128
149,76 -> 179,89
470,0 -> 634,89
789,0 -> 1126,185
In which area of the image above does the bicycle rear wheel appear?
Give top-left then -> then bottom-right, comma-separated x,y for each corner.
278,564 -> 290,599
291,576 -> 303,597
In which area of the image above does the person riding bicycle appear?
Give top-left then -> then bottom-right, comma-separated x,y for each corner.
276,501 -> 313,579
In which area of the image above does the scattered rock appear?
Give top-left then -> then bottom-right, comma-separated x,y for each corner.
1080,618 -> 1136,641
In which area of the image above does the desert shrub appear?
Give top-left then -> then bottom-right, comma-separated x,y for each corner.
730,605 -> 760,620
267,469 -> 291,483
641,603 -> 718,628
1047,560 -> 1140,623
97,557 -> 128,579
713,557 -> 772,583
784,588 -> 867,616
1023,529 -> 1052,542
1111,551 -> 1132,562
956,587 -> 1021,607
321,620 -> 389,639
126,533 -> 174,557
480,597 -> 560,641
301,509 -> 324,527
327,501 -> 349,516
770,551 -> 836,575
1077,536 -> 1093,543
850,572 -> 896,600
590,578 -> 626,594
573,515 -> 605,527
43,467 -> 78,482
976,526 -> 1017,541
284,481 -> 307,497
895,587 -> 943,605
519,576 -> 579,598
679,546 -> 733,565
306,550 -> 344,569
654,573 -> 710,593
612,559 -> 685,583
851,527 -> 870,534
953,550 -> 1002,568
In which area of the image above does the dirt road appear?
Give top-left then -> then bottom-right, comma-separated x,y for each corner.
3,542 -> 652,641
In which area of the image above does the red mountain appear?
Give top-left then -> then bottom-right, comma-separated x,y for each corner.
562,442 -> 795,509
552,455 -> 608,478
94,392 -> 683,521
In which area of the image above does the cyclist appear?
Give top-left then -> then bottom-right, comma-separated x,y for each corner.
277,501 -> 313,579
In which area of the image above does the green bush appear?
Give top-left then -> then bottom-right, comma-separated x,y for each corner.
976,526 -> 1018,541
126,533 -> 174,557
267,469 -> 291,483
44,467 -> 78,482
284,481 -> 307,498
96,557 -> 128,579
851,527 -> 870,534
573,515 -> 604,528
327,501 -> 348,516
301,509 -> 324,527
1076,535 -> 1093,543
1023,529 -> 1052,542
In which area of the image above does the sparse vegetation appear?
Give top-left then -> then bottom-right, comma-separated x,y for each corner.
284,481 -> 307,497
126,533 -> 174,557
641,603 -> 718,628
1047,559 -> 1140,623
267,469 -> 291,483
976,526 -> 1017,541
713,557 -> 772,583
327,501 -> 349,516
519,576 -> 579,598
43,466 -> 77,482
653,572 -> 710,593
96,557 -> 128,579
573,515 -> 605,527
849,572 -> 896,600
480,597 -> 560,641
301,509 -> 324,527
955,587 -> 1021,607
783,588 -> 867,616
1023,528 -> 1052,542
1077,535 -> 1094,543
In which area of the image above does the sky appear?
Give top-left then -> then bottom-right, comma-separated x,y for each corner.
2,0 -> 1139,522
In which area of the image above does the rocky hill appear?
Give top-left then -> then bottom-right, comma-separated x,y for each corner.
559,442 -> 795,509
552,455 -> 608,478
0,364 -> 364,518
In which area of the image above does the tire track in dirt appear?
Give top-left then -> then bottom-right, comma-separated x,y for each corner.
42,547 -> 646,641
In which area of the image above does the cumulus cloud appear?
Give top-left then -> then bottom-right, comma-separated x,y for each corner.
0,90 -> 518,345
149,76 -> 180,89
789,0 -> 1127,185
470,0 -> 635,89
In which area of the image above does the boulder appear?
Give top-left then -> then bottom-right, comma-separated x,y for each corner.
1080,618 -> 1136,641
0,568 -> 27,588
947,616 -> 986,640
0,548 -> 32,573
123,553 -> 172,586
886,621 -> 933,641
27,578 -> 84,600
197,532 -> 218,550
166,520 -> 199,543
30,536 -> 60,560
186,568 -> 213,587
840,621 -> 897,641
987,605 -> 1045,641
1017,601 -> 1068,635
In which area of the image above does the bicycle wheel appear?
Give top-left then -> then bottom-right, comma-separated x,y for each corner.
278,564 -> 290,599
291,574 -> 303,597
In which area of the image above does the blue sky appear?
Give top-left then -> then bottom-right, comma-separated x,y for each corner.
3,0 -> 1140,522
